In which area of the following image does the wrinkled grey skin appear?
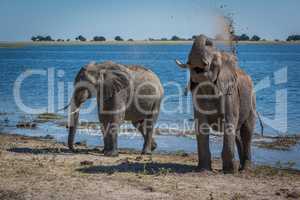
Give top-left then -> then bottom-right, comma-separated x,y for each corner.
68,61 -> 164,156
175,35 -> 256,173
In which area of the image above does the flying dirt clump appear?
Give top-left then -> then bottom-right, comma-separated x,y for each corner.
215,13 -> 238,55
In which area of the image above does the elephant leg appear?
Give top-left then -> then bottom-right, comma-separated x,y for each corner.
240,117 -> 254,170
101,121 -> 119,157
100,123 -> 109,153
222,123 -> 237,173
196,134 -> 211,171
196,121 -> 211,171
98,93 -> 126,157
132,120 -> 157,152
235,130 -> 245,170
140,119 -> 155,155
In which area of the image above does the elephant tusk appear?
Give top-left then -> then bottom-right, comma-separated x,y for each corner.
57,102 -> 71,112
175,59 -> 188,68
70,107 -> 81,115
202,58 -> 209,66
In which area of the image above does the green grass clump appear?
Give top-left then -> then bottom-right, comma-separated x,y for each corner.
35,113 -> 64,123
255,135 -> 300,151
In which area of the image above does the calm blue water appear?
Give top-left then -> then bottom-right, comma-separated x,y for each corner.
0,44 -> 300,168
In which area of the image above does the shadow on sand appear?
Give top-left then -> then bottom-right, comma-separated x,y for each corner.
8,147 -> 102,155
8,146 -> 197,174
77,162 -> 197,174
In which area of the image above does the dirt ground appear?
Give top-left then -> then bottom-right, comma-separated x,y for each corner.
0,133 -> 299,200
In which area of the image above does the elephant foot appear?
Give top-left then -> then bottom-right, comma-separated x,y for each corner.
142,141 -> 155,155
103,150 -> 119,157
196,167 -> 213,175
151,140 -> 157,151
223,160 -> 237,174
68,144 -> 76,153
239,160 -> 252,171
197,162 -> 212,172
141,149 -> 152,155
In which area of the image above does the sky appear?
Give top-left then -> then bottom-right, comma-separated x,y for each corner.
0,0 -> 299,41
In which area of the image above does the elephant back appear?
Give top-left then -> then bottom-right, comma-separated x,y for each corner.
85,61 -> 130,74
127,65 -> 164,97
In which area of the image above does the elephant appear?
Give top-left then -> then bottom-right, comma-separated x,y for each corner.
175,35 -> 256,173
68,61 -> 164,156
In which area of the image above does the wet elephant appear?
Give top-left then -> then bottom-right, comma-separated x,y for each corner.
68,61 -> 164,156
175,35 -> 256,173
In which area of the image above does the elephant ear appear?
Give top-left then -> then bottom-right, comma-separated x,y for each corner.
102,68 -> 131,99
213,52 -> 237,95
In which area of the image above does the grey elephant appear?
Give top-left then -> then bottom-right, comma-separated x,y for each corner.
175,35 -> 256,173
68,61 -> 164,156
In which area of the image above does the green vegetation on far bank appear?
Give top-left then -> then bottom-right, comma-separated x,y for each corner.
28,34 -> 300,43
1,39 -> 300,49
2,33 -> 298,48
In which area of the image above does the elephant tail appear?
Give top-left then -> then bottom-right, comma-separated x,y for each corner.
256,111 -> 264,136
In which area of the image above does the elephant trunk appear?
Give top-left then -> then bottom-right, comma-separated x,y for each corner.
67,66 -> 95,151
68,98 -> 80,151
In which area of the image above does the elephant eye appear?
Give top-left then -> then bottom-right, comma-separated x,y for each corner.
194,67 -> 205,74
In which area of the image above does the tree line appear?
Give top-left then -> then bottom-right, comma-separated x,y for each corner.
30,35 -> 191,42
31,35 -> 128,42
30,35 -> 207,42
286,35 -> 300,41
31,34 -> 300,42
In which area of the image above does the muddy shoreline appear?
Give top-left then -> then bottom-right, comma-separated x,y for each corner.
0,133 -> 299,200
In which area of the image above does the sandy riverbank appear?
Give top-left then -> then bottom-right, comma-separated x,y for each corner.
0,133 -> 299,200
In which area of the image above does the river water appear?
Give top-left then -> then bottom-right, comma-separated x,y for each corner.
0,43 -> 300,168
